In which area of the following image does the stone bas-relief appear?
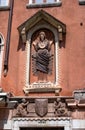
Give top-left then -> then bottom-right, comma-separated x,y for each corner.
32,31 -> 53,82
16,99 -> 29,117
14,98 -> 71,118
54,98 -> 71,117
24,30 -> 62,94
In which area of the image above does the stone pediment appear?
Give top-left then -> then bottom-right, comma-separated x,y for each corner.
17,10 -> 66,35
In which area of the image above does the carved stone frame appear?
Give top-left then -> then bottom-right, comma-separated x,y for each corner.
12,118 -> 72,130
17,10 -> 66,94
24,23 -> 60,93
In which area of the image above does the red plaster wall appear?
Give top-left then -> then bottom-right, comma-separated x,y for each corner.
1,0 -> 85,96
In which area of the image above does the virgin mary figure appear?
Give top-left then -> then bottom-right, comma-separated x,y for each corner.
32,31 -> 53,82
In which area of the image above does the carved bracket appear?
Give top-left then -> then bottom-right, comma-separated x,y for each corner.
21,27 -> 27,44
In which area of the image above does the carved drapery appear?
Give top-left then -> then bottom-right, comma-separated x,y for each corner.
31,30 -> 54,83
24,25 -> 60,94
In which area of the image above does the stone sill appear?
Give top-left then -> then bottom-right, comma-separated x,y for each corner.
26,2 -> 62,8
79,0 -> 85,5
0,6 -> 10,11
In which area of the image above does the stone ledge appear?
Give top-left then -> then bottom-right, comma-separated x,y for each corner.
0,92 -> 8,107
26,2 -> 62,8
66,99 -> 77,108
79,0 -> 85,5
0,6 -> 10,11
73,89 -> 85,100
23,84 -> 62,96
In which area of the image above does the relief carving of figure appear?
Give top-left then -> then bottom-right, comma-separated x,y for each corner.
54,98 -> 70,117
16,98 -> 29,117
32,31 -> 53,82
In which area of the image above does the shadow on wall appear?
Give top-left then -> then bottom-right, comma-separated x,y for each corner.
0,109 -> 10,129
59,34 -> 66,48
17,37 -> 26,51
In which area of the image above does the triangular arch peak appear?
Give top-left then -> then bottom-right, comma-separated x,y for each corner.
17,10 -> 66,43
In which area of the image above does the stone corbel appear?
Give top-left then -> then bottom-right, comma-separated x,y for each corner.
66,99 -> 77,108
0,88 -> 17,109
21,27 -> 27,44
58,25 -> 63,41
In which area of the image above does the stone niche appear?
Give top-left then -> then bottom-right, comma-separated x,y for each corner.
17,10 -> 66,95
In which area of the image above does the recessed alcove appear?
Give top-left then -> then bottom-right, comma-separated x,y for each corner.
17,10 -> 66,94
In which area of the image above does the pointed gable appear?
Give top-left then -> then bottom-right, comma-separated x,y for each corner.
17,10 -> 66,35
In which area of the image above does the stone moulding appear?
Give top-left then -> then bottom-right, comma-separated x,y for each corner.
12,117 -> 72,130
79,0 -> 85,5
0,6 -> 10,11
13,117 -> 71,121
1,88 -> 85,109
26,1 -> 62,8
23,82 -> 62,95
73,89 -> 85,100
73,89 -> 85,107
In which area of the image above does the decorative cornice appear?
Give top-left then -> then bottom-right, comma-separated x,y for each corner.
13,117 -> 71,121
26,2 -> 62,8
73,89 -> 85,100
12,117 -> 72,130
17,10 -> 66,35
1,89 -> 85,110
79,0 -> 85,5
0,6 -> 10,11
